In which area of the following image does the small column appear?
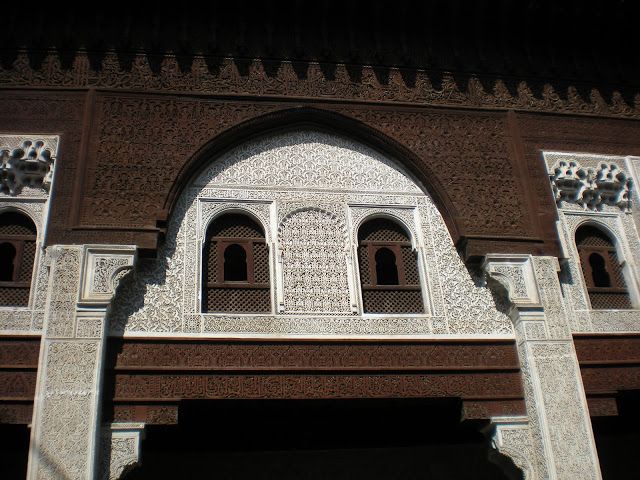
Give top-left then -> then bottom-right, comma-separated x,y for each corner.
27,245 -> 136,480
483,254 -> 601,480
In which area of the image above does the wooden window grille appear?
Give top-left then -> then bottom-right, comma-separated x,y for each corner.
0,212 -> 37,307
576,225 -> 632,310
357,218 -> 423,313
202,213 -> 271,313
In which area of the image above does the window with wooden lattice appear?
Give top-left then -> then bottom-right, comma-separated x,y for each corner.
357,218 -> 423,314
575,225 -> 632,310
202,213 -> 271,313
0,212 -> 37,307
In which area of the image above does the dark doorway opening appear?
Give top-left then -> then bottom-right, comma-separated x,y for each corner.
126,398 -> 521,480
592,391 -> 640,480
0,424 -> 30,479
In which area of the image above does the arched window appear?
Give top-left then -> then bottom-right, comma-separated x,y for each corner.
0,212 -> 37,307
202,213 -> 270,313
575,225 -> 632,309
357,218 -> 423,313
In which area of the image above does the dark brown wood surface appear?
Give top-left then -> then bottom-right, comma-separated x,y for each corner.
2,3 -> 640,256
575,334 -> 640,417
0,336 -> 40,424
103,338 -> 526,423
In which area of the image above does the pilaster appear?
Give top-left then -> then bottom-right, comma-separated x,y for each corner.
483,254 -> 601,480
27,245 -> 136,480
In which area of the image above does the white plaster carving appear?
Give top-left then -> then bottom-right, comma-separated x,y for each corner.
28,245 -> 137,480
195,130 -> 422,193
279,207 -> 352,314
109,130 -> 513,337
530,342 -> 600,479
424,201 -> 512,335
484,255 -> 603,480
79,246 -> 137,305
626,156 -> 640,234
76,314 -> 105,339
0,134 -> 59,334
201,314 -> 434,336
100,423 -> 145,480
546,152 -> 632,211
543,151 -> 640,334
483,255 -> 542,309
0,309 -> 32,331
46,247 -> 82,338
0,135 -> 59,196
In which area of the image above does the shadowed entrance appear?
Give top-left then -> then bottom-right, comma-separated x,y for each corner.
125,398 -> 521,480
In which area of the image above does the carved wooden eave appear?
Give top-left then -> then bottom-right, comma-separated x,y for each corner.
1,5 -> 638,259
1,2 -> 638,88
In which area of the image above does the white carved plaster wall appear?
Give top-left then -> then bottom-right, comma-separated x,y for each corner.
109,130 -> 512,338
543,151 -> 640,333
483,255 -> 602,480
28,245 -> 136,480
0,134 -> 59,334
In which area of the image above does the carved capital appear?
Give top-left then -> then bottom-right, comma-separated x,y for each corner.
0,135 -> 59,196
100,423 -> 145,480
482,254 -> 541,309
488,416 -> 536,480
79,246 -> 137,306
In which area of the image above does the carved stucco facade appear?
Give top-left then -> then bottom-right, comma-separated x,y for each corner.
545,152 -> 640,332
27,245 -> 136,480
109,130 -> 513,337
484,255 -> 602,480
3,131 -> 640,479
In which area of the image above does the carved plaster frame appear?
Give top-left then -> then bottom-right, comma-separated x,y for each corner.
348,205 -> 434,317
28,245 -> 137,480
543,151 -> 640,333
0,134 -> 59,334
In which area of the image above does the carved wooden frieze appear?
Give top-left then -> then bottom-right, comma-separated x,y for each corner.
1,51 -> 639,119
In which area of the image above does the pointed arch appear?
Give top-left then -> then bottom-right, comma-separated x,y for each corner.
165,107 -> 459,242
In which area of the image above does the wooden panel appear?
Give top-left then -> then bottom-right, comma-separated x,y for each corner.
575,334 -> 640,418
103,339 -> 525,423
0,336 -> 40,425
108,339 -> 520,371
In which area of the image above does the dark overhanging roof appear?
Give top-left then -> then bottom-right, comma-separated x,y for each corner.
1,1 -> 638,92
